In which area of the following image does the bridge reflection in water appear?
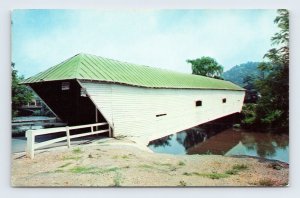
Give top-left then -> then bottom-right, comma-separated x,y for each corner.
148,118 -> 289,163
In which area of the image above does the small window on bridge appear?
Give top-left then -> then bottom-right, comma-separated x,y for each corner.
62,82 -> 70,91
222,98 -> 227,103
195,100 -> 202,107
81,88 -> 87,97
156,113 -> 167,117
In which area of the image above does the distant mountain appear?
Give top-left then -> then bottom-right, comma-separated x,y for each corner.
222,62 -> 261,87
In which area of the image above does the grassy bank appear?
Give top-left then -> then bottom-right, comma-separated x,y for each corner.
11,139 -> 288,187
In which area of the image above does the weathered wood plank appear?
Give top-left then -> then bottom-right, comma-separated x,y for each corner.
70,129 -> 109,139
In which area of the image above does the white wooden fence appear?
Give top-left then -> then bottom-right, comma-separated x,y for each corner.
25,122 -> 110,159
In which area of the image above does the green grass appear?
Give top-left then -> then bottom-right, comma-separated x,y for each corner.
153,162 -> 172,167
72,148 -> 83,154
178,161 -> 186,166
103,167 -> 120,173
58,162 -> 72,168
225,169 -> 239,175
183,164 -> 249,179
179,180 -> 187,186
197,173 -> 230,179
183,172 -> 229,179
161,163 -> 172,166
139,164 -> 154,169
232,164 -> 248,171
225,164 -> 249,175
63,156 -> 81,161
170,167 -> 177,171
70,166 -> 96,174
183,172 -> 192,176
113,172 -> 122,187
69,166 -> 120,174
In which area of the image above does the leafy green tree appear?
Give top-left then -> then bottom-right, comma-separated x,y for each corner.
187,56 -> 224,78
255,9 -> 289,132
12,63 -> 33,117
243,75 -> 256,90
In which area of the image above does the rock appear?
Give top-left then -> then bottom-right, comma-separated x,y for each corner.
267,162 -> 283,170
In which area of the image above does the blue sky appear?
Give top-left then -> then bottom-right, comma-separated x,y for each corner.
12,9 -> 278,78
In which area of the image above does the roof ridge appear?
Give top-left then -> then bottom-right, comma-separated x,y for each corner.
73,53 -> 83,78
22,53 -> 244,91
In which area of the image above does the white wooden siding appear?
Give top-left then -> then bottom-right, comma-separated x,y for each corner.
81,82 -> 245,144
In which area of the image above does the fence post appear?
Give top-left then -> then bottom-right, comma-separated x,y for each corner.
25,130 -> 35,159
66,126 -> 71,148
108,126 -> 112,137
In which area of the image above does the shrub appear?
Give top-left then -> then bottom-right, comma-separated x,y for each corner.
241,104 -> 257,128
232,164 -> 248,171
179,180 -> 187,186
178,161 -> 186,166
259,178 -> 275,186
72,148 -> 83,154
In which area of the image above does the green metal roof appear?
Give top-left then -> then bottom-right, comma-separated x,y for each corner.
22,53 -> 244,91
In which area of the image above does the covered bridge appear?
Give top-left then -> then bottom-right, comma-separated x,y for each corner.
22,53 -> 245,144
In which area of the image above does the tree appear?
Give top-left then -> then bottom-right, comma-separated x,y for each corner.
243,75 -> 256,90
254,9 -> 289,132
187,56 -> 224,78
12,63 -> 33,117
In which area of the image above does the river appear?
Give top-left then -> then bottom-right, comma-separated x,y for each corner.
148,127 -> 289,163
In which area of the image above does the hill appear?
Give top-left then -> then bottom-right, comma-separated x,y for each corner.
222,62 -> 261,87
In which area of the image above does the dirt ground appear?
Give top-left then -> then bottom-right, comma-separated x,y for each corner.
11,139 -> 289,187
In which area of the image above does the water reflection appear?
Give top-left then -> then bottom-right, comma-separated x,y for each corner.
150,135 -> 173,147
148,127 -> 289,163
231,132 -> 289,162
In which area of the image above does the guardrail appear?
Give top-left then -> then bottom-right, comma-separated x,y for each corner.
25,122 -> 110,159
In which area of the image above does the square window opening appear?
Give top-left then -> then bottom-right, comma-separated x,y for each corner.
62,82 -> 70,91
81,88 -> 87,97
195,100 -> 202,107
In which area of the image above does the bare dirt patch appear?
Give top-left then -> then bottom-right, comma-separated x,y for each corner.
11,140 -> 288,187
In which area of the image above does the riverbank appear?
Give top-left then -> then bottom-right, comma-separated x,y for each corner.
11,138 -> 288,187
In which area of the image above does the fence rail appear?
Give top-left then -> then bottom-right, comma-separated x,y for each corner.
25,122 -> 110,159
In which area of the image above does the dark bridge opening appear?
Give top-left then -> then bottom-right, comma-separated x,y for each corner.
29,80 -> 106,126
